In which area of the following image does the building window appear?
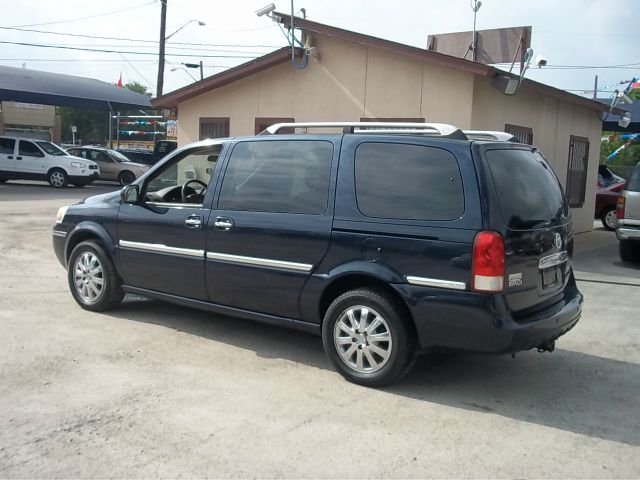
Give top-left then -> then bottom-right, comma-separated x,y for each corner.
566,135 -> 590,208
504,124 -> 533,145
199,117 -> 229,140
254,117 -> 295,134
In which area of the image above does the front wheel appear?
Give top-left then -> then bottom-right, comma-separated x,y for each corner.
601,207 -> 617,231
119,170 -> 135,186
67,241 -> 124,311
48,169 -> 68,188
322,288 -> 415,387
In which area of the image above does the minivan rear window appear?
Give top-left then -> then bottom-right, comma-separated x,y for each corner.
626,165 -> 640,192
485,149 -> 568,230
355,142 -> 464,221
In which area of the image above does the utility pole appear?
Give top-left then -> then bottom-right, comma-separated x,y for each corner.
156,0 -> 167,98
199,60 -> 203,80
593,74 -> 598,99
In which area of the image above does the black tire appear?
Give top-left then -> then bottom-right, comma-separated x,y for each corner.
619,239 -> 640,263
600,206 -> 617,231
322,288 -> 416,387
48,168 -> 68,188
67,241 -> 124,311
119,170 -> 135,186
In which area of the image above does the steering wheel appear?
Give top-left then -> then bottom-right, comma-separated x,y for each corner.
181,179 -> 208,203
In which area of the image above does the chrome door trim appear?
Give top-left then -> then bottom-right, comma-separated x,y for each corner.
145,202 -> 204,209
406,275 -> 467,291
206,251 -> 313,272
538,251 -> 568,270
119,240 -> 205,258
52,230 -> 67,238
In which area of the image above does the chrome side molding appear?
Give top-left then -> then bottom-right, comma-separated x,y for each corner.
206,251 -> 313,272
119,240 -> 205,258
406,276 -> 467,291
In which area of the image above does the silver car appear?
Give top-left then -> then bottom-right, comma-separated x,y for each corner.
67,147 -> 149,185
616,163 -> 640,262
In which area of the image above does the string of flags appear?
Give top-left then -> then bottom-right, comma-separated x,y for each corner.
606,133 -> 640,162
118,120 -> 167,126
118,130 -> 166,136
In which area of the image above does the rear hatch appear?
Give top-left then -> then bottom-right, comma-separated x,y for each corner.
478,145 -> 573,317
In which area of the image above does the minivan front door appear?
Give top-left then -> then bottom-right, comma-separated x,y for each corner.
17,140 -> 46,175
0,138 -> 16,175
205,139 -> 337,320
116,144 -> 224,300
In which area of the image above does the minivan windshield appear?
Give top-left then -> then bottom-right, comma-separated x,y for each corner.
36,141 -> 67,156
626,164 -> 640,192
485,148 -> 569,230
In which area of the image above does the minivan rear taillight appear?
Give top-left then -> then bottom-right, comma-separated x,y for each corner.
616,196 -> 625,220
472,231 -> 505,292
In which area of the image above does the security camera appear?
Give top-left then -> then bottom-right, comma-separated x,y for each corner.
255,3 -> 276,17
617,91 -> 634,105
535,54 -> 547,67
619,112 -> 631,128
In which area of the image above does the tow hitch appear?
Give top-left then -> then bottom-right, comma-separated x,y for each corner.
537,340 -> 555,353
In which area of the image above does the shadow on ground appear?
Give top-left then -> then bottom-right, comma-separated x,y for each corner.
105,296 -> 640,447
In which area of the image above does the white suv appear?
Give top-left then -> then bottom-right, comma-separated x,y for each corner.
0,136 -> 99,188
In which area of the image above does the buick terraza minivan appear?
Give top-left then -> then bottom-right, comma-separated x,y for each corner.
53,122 -> 582,386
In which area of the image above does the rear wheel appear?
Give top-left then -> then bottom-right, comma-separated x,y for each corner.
119,170 -> 135,186
48,169 -> 67,188
322,288 -> 415,387
619,239 -> 640,263
601,207 -> 617,231
67,241 -> 124,311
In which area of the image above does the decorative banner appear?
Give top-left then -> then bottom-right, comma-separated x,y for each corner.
118,130 -> 166,135
606,133 -> 639,162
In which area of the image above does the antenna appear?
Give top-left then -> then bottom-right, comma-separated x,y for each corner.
470,0 -> 482,61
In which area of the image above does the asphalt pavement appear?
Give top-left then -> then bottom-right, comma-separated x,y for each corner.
0,181 -> 638,478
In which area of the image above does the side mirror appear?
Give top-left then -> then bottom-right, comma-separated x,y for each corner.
121,184 -> 140,204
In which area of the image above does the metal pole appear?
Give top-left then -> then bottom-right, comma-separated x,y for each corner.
593,75 -> 598,99
108,110 -> 113,148
199,60 -> 203,80
156,0 -> 167,98
472,8 -> 477,61
116,112 -> 120,149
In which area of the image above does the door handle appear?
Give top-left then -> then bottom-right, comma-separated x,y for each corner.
16,156 -> 22,160
214,216 -> 234,231
185,214 -> 203,229
7,156 -> 13,159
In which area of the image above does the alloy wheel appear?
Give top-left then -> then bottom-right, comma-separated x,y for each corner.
334,305 -> 392,374
50,171 -> 65,187
73,251 -> 104,303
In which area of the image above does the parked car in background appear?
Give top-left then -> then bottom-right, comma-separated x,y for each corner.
117,140 -> 178,166
616,163 -> 640,262
595,180 -> 626,230
67,146 -> 149,185
598,164 -> 625,189
0,135 -> 99,188
52,122 -> 582,386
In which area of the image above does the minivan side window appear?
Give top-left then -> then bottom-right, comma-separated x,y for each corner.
18,141 -> 44,158
219,140 -> 333,214
0,138 -> 15,154
355,142 -> 464,221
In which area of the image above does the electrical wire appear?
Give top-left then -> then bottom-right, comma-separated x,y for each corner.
0,40 -> 260,59
7,0 -> 155,28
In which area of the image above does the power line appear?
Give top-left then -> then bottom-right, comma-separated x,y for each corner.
0,40 -> 260,59
0,58 -> 233,68
7,1 -> 156,28
0,26 -> 282,49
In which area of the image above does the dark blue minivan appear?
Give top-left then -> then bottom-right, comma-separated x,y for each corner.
52,122 -> 582,386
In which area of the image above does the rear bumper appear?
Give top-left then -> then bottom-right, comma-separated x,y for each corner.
391,277 -> 582,354
616,227 -> 640,240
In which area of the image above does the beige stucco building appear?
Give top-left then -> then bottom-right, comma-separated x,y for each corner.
154,14 -> 612,233
0,101 -> 61,141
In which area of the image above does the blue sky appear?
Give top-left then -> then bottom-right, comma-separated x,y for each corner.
0,0 -> 635,99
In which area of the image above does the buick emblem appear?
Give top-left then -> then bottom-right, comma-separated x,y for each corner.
554,233 -> 562,250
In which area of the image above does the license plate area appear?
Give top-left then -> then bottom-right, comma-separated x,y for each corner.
542,266 -> 561,288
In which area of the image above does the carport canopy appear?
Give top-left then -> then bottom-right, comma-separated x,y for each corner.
0,65 -> 151,110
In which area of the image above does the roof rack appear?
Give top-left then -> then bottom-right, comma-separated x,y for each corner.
261,122 -> 465,138
462,130 -> 518,142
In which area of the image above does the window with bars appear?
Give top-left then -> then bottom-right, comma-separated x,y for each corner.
504,123 -> 533,145
199,117 -> 229,140
254,117 -> 295,134
566,135 -> 590,208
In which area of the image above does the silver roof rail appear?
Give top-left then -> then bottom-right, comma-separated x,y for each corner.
462,130 -> 518,142
261,122 -> 464,137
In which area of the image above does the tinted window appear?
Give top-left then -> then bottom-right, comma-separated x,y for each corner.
485,149 -> 568,230
18,141 -> 44,157
355,142 -> 464,221
0,138 -> 15,154
219,140 -> 333,214
627,165 -> 640,192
